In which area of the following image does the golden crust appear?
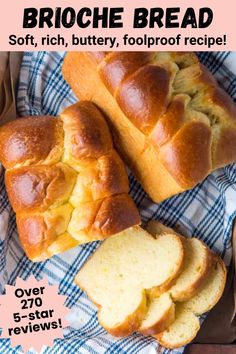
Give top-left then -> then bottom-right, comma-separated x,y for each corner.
62,51 -> 236,201
16,204 -> 73,261
99,52 -> 153,95
62,52 -> 184,202
159,121 -> 212,188
212,125 -> 236,168
70,150 -> 129,204
0,116 -> 63,169
5,163 -> 77,212
150,94 -> 189,148
61,100 -> 113,165
117,65 -> 170,134
93,194 -> 140,237
0,101 -> 140,261
69,194 -> 141,243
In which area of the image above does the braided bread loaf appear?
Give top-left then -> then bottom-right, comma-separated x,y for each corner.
63,52 -> 236,202
0,101 -> 140,261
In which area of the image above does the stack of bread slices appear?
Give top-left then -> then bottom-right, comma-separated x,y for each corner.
75,221 -> 226,349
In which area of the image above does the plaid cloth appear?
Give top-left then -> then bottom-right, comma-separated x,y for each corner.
0,51 -> 236,354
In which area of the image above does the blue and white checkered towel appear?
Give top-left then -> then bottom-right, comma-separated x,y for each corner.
0,51 -> 236,354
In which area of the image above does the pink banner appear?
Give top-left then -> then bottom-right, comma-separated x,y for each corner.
0,0 -> 235,51
0,277 -> 69,352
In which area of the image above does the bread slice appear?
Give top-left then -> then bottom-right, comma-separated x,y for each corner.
169,238 -> 212,301
155,304 -> 200,349
184,256 -> 227,315
139,236 -> 212,337
153,257 -> 226,348
139,293 -> 175,335
75,226 -> 184,336
146,221 -> 212,301
138,220 -> 213,344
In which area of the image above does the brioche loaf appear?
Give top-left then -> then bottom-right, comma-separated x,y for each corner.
0,102 -> 140,261
63,52 -> 236,202
75,226 -> 184,336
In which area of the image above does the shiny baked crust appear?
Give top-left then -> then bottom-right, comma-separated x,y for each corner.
0,101 -> 140,261
62,52 -> 236,200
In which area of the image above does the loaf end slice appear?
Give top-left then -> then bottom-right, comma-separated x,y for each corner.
153,256 -> 226,349
155,304 -> 200,349
184,255 -> 227,315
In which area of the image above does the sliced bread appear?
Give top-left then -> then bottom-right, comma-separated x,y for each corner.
169,238 -> 212,301
146,220 -> 212,301
75,226 -> 184,336
155,304 -> 200,349
139,236 -> 212,336
139,293 -> 175,335
184,255 -> 227,315
153,256 -> 226,348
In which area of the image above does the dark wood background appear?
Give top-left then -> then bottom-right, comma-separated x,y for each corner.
186,344 -> 236,354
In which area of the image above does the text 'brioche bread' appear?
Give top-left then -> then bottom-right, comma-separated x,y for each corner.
0,102 -> 140,261
63,52 -> 236,202
75,226 -> 184,336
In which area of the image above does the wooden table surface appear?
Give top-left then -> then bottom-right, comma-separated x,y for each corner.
185,344 -> 236,354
